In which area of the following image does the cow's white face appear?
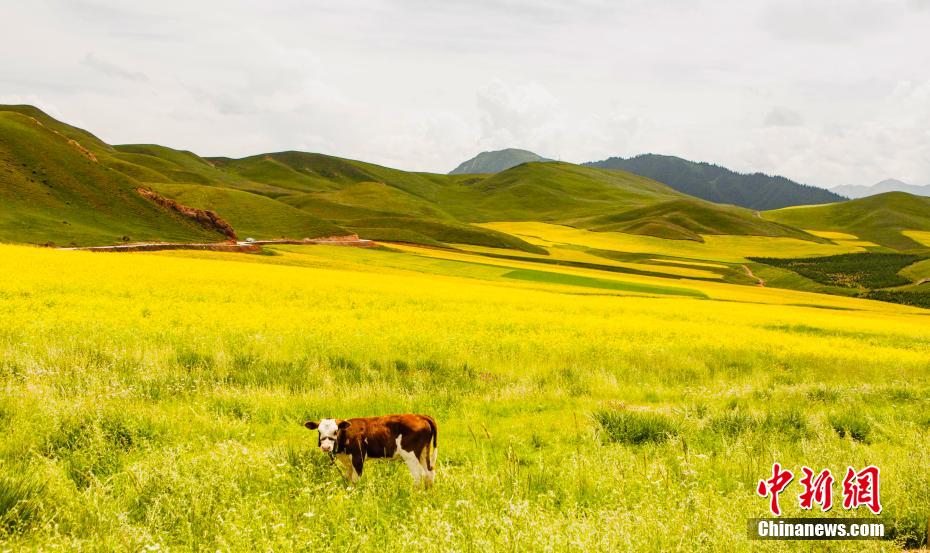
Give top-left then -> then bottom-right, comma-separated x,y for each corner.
304,418 -> 350,453
316,419 -> 339,452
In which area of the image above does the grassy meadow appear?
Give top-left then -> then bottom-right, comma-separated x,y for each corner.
1,237 -> 929,551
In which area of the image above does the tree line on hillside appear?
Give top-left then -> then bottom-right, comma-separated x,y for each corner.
584,154 -> 844,211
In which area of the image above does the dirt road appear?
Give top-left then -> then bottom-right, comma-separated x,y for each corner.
58,236 -> 377,253
741,264 -> 765,286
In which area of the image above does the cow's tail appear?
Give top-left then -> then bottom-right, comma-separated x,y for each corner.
423,415 -> 438,471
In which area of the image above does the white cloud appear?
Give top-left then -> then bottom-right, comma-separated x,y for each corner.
763,107 -> 804,127
758,0 -> 898,44
0,0 -> 928,185
476,80 -> 559,144
82,53 -> 149,82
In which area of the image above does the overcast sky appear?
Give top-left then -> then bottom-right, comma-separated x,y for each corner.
3,0 -> 929,187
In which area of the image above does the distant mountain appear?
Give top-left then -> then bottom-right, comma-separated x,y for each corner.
583,154 -> 844,211
449,148 -> 551,175
831,179 -> 930,199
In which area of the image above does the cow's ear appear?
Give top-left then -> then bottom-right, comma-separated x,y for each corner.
337,420 -> 351,430
304,420 -> 319,430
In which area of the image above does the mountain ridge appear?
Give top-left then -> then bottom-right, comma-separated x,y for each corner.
449,148 -> 552,175
4,105 -> 916,253
583,153 -> 844,210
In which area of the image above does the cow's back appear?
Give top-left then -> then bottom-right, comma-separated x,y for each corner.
348,414 -> 434,459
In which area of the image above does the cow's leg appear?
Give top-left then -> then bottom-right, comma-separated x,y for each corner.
396,443 -> 423,486
419,447 -> 435,488
336,454 -> 358,484
403,452 -> 423,486
350,453 -> 364,484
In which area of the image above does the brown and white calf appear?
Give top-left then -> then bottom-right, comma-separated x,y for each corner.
304,414 -> 437,487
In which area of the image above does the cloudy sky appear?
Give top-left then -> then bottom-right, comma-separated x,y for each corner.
3,0 -> 929,187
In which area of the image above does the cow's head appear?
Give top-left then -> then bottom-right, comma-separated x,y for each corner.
304,419 -> 351,453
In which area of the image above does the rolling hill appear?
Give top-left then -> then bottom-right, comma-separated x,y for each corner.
763,192 -> 930,251
0,105 -> 840,251
584,153 -> 844,210
571,198 -> 819,242
449,148 -> 551,174
209,155 -> 810,246
116,144 -> 816,246
147,183 -> 345,240
0,107 -> 225,246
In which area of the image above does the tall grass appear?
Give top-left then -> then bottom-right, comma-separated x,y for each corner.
593,409 -> 678,445
0,244 -> 927,551
0,471 -> 44,535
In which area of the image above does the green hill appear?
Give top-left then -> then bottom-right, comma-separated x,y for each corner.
147,183 -> 345,240
0,109 -> 223,246
449,148 -> 552,175
0,105 -> 831,252
442,163 -> 821,242
585,153 -> 844,210
220,157 -> 813,243
454,162 -> 676,221
211,151 -> 466,200
763,192 -> 930,251
572,198 -> 823,242
0,105 -> 113,154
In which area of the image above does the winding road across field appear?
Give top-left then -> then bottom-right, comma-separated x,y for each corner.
741,264 -> 765,287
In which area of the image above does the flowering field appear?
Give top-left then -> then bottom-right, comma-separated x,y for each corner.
1,242 -> 928,551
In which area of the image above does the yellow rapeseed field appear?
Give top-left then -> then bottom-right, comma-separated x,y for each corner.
479,222 -> 870,262
0,242 -> 928,551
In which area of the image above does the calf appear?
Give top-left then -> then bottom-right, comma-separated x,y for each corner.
304,414 -> 437,487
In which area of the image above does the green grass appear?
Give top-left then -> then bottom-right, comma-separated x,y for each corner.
345,217 -> 547,254
828,410 -> 872,443
764,192 -> 930,251
592,409 -> 678,445
312,181 -> 453,220
502,268 -> 707,297
0,470 -> 45,535
149,183 -> 345,240
465,248 -> 733,282
573,198 -> 821,242
0,105 -> 112,154
900,258 -> 930,282
348,228 -> 446,247
110,144 -> 283,196
0,110 -> 223,246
